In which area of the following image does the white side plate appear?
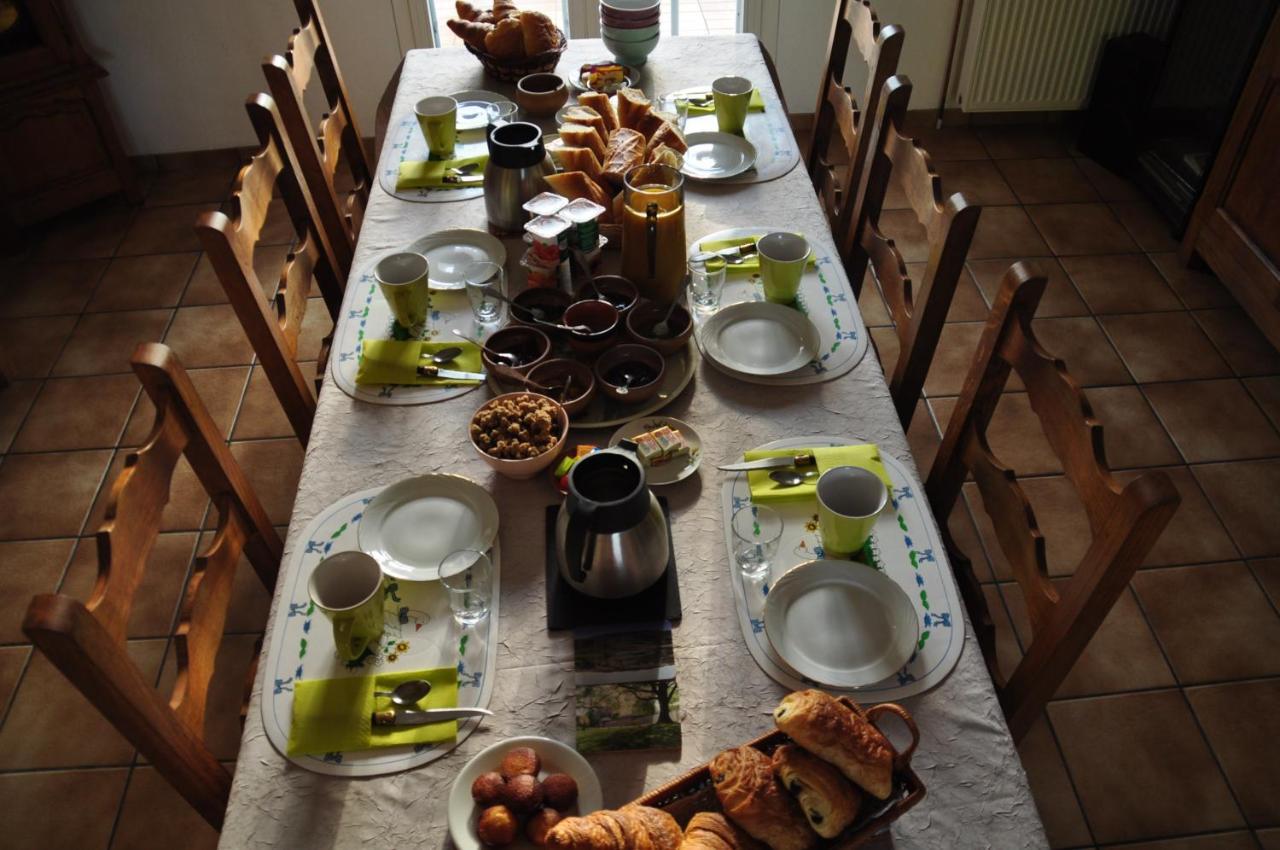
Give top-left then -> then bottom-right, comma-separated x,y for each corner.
408,229 -> 508,291
682,132 -> 758,180
608,416 -> 703,485
698,301 -> 821,376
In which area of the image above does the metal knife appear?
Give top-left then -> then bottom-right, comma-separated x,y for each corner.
371,707 -> 494,726
416,365 -> 487,381
718,453 -> 817,472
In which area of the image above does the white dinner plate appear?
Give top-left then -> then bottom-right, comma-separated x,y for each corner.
450,89 -> 507,131
448,736 -> 603,850
697,301 -> 820,376
608,416 -> 702,485
407,229 -> 507,291
681,132 -> 758,180
764,559 -> 919,688
357,474 -> 499,581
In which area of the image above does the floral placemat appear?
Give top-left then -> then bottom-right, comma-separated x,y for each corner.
666,87 -> 800,185
377,113 -> 487,203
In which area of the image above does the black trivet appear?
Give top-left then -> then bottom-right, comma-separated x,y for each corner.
544,498 -> 682,630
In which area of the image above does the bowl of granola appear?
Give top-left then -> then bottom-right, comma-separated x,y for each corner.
469,392 -> 569,479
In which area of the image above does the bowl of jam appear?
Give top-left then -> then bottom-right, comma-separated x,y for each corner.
481,326 -> 552,376
527,358 -> 596,417
563,299 -> 620,354
593,343 -> 666,404
574,275 -> 639,316
511,287 -> 573,336
625,298 -> 693,355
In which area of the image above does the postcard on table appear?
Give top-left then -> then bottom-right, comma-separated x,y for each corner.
573,623 -> 681,754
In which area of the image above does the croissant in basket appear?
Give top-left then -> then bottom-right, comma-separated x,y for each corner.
546,805 -> 681,850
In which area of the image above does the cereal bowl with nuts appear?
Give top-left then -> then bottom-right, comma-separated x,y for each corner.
470,393 -> 569,479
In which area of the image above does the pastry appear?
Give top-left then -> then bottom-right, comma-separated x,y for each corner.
772,744 -> 861,838
493,0 -> 521,20
521,9 -> 560,55
472,771 -> 507,806
622,805 -> 683,850
455,0 -> 484,21
772,690 -> 894,800
528,808 -> 564,846
561,106 -> 608,146
546,807 -> 680,850
617,87 -> 652,131
647,122 -> 687,154
710,746 -> 815,850
647,143 -> 682,169
682,812 -> 764,850
601,127 -> 646,188
478,805 -> 520,846
543,773 -> 579,810
560,123 -> 608,162
484,16 -> 525,59
448,18 -> 495,49
544,171 -> 612,212
504,773 -> 544,812
500,746 -> 541,778
600,809 -> 654,850
577,92 -> 620,133
555,147 -> 603,181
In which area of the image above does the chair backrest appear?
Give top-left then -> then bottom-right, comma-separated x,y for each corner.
851,76 -> 981,431
263,0 -> 372,271
23,342 -> 282,829
806,0 -> 904,264
924,263 -> 1180,741
195,93 -> 344,446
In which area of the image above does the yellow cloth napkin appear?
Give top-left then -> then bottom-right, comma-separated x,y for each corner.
355,340 -> 484,386
396,154 -> 488,190
744,444 -> 892,504
686,88 -> 767,115
287,666 -> 459,756
698,236 -> 819,275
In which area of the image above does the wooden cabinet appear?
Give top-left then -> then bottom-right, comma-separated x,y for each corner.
1182,7 -> 1280,350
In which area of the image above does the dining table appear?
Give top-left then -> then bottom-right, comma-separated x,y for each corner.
219,35 -> 1049,849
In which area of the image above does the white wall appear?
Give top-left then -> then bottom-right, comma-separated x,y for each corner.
65,0 -> 412,155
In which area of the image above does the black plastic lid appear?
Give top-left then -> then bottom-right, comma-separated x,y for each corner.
487,121 -> 546,169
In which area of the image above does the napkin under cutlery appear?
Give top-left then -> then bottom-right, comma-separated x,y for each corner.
741,444 -> 892,503
396,154 -> 488,190
685,88 -> 767,115
698,236 -> 819,275
356,340 -> 485,387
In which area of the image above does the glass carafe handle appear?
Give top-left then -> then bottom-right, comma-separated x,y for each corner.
646,202 -> 658,279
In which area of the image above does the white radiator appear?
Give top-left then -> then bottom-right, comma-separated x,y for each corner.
958,0 -> 1179,112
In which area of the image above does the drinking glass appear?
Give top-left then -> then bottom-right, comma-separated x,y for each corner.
687,252 -> 726,312
465,261 -> 505,324
659,94 -> 690,130
731,505 -> 783,579
488,100 -> 518,129
439,549 -> 492,627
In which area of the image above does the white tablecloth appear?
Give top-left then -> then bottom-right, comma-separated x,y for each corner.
220,36 -> 1048,849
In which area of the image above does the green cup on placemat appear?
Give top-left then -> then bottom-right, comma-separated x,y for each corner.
416,95 -> 458,160
816,466 -> 889,559
374,251 -> 431,336
712,76 -> 753,135
757,231 -> 811,305
307,551 -> 385,662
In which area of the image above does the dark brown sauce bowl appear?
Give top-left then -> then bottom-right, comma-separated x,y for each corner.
625,299 -> 693,355
574,275 -> 639,316
593,343 -> 666,404
526,358 -> 596,417
563,299 -> 620,354
510,288 -> 573,337
481,326 -> 551,375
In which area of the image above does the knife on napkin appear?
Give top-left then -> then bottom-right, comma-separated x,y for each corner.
416,365 -> 488,381
372,707 -> 494,726
718,453 -> 816,472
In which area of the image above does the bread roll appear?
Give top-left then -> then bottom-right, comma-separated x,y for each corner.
772,690 -> 894,800
544,171 -> 612,212
600,127 -> 645,188
454,0 -> 483,20
521,10 -> 560,55
447,18 -> 495,49
617,88 -> 651,131
710,747 -> 816,850
555,146 -> 603,180
484,16 -> 525,59
577,92 -> 619,133
560,123 -> 607,162
647,122 -> 687,154
561,106 -> 607,146
682,813 -> 764,850
772,744 -> 861,838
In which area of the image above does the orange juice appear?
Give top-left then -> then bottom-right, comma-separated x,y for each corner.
621,166 -> 686,303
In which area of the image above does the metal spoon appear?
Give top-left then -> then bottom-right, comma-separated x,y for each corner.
769,468 -> 819,487
651,282 -> 688,339
490,362 -> 557,393
449,329 -> 521,365
429,346 -> 464,365
485,289 -> 550,323
374,678 -> 433,707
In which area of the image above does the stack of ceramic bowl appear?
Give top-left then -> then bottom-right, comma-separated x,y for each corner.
601,0 -> 661,66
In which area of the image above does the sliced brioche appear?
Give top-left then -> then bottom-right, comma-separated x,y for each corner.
617,87 -> 651,131
555,146 -> 603,180
647,143 -> 683,169
544,171 -> 613,212
648,122 -> 688,154
600,127 -> 646,189
577,91 -> 620,133
560,123 -> 607,162
561,106 -> 607,147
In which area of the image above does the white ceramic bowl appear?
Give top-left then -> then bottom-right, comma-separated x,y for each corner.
603,33 -> 660,65
469,392 -> 569,480
602,22 -> 660,41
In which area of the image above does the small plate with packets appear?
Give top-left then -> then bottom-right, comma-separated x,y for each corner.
572,61 -> 638,93
609,417 -> 702,485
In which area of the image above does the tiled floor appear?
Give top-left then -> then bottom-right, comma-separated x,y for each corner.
864,120 -> 1280,850
0,151 -> 323,849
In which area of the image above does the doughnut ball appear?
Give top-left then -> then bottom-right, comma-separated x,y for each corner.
471,771 -> 507,807
477,805 -> 519,847
541,773 -> 579,811
503,773 -> 544,812
526,807 -> 563,846
499,746 -> 541,779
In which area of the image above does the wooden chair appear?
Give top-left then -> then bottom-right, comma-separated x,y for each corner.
806,0 -> 904,265
924,263 -> 1180,742
23,342 -> 282,829
264,0 -> 373,272
195,93 -> 345,447
849,76 -> 981,432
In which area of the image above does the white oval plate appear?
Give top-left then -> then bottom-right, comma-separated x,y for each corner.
407,228 -> 508,291
449,736 -> 604,850
681,132 -> 758,180
764,559 -> 919,688
697,301 -> 820,376
608,416 -> 702,485
357,474 -> 499,581
450,89 -> 507,131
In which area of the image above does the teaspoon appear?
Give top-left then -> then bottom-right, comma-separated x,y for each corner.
374,678 -> 433,707
429,346 -> 464,365
450,329 -> 521,365
769,469 -> 818,487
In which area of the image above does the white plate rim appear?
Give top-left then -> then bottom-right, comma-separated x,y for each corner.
607,416 -> 702,485
356,473 -> 500,581
763,558 -> 919,688
448,735 -> 604,850
698,301 -> 821,376
681,131 -> 758,180
407,228 -> 508,291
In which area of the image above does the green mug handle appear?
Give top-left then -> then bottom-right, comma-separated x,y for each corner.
332,615 -> 369,662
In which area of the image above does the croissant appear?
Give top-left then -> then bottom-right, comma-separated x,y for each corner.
493,0 -> 520,20
772,690 -> 894,800
447,18 -> 494,49
622,805 -> 683,850
772,744 -> 861,838
454,0 -> 483,21
682,813 -> 764,850
710,747 -> 816,850
546,807 -> 681,850
521,9 -> 560,55
484,16 -> 525,59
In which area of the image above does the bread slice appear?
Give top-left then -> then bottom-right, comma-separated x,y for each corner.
544,171 -> 613,212
555,146 -> 603,180
617,87 -> 652,132
647,121 -> 687,154
560,106 -> 607,148
559,123 -> 607,162
647,143 -> 683,169
577,91 -> 620,134
600,127 -> 646,189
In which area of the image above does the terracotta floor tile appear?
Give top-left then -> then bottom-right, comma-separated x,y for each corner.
195,529 -> 275,634
858,271 -> 892,326
1017,714 -> 1092,848
1113,467 -> 1240,568
121,365 -> 248,447
1194,308 -> 1280,377
1032,316 -> 1134,386
0,645 -> 29,714
112,766 -> 220,849
904,123 -> 989,160
1073,157 -> 1143,202
997,158 -> 1099,205
228,438 -> 305,525
154,632 -> 260,760
0,768 -> 128,850
976,125 -> 1071,159
1100,313 -> 1232,383
11,374 -> 140,452
1027,203 -> 1139,256
144,166 -> 235,207
965,476 -> 1087,579
920,322 -> 990,397
1245,376 -> 1280,431
53,308 -> 173,377
968,257 -> 1089,318
1193,459 -> 1280,558
163,303 -> 256,369
1186,679 -> 1280,827
949,494 -> 995,583
1262,830 -> 1280,850
967,205 -> 1051,259
85,252 -> 200,312
88,450 -> 209,533
906,399 -> 939,477
0,259 -> 108,317
1048,690 -> 1244,843
0,314 -> 77,379
1110,201 -> 1179,252
982,584 -> 1024,677
1134,562 -> 1280,685
58,532 -> 197,638
0,538 -> 75,643
935,159 -> 1018,206
1087,385 -> 1182,469
32,200 -> 135,261
1252,558 -> 1280,608
297,297 -> 334,363
232,363 -> 309,441
1144,379 -> 1280,463
0,450 -> 110,540
1117,833 -> 1269,850
904,262 -> 989,322
1148,253 -> 1237,310
876,208 -> 930,262
117,203 -> 216,256
0,638 -> 166,768
933,393 -> 1061,475
0,381 -> 41,452
182,243 -> 290,306
869,325 -> 899,379
1060,254 -> 1182,314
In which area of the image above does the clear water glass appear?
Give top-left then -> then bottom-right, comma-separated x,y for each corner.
731,505 -> 783,579
660,94 -> 690,131
688,252 -> 727,311
465,261 -> 505,324
439,549 -> 492,626
488,100 -> 518,128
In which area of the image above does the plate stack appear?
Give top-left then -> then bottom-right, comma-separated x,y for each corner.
600,0 -> 660,66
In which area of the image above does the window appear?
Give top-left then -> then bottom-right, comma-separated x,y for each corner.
425,0 -> 739,45
662,0 -> 740,36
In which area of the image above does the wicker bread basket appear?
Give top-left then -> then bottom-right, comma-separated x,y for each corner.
630,698 -> 925,850
464,27 -> 568,82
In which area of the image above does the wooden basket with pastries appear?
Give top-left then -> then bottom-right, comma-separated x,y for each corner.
628,690 -> 924,850
449,1 -> 569,81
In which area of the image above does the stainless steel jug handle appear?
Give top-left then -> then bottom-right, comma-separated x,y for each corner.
563,503 -> 598,584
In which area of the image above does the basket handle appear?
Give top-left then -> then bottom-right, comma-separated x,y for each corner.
866,702 -> 919,770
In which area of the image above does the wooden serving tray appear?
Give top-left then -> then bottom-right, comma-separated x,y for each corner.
630,699 -> 925,849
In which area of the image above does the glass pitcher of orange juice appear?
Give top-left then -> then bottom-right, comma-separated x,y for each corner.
621,164 -> 686,303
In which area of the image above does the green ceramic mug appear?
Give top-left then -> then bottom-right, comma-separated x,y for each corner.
308,551 -> 385,662
374,251 -> 431,335
416,95 -> 458,160
816,466 -> 889,559
757,231 -> 811,305
712,76 -> 752,135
